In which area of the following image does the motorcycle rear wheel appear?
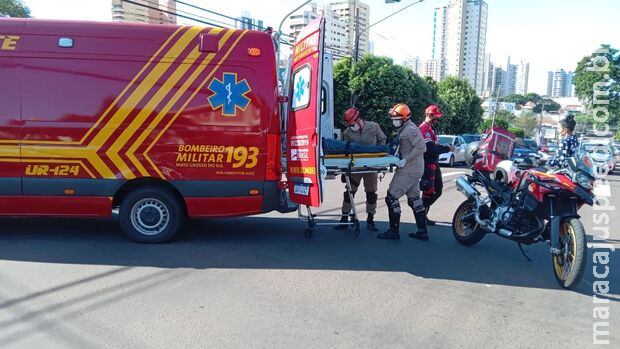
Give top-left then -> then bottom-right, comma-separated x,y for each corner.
452,200 -> 486,246
552,218 -> 586,289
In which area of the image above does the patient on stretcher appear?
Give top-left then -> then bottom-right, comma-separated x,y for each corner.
322,138 -> 398,156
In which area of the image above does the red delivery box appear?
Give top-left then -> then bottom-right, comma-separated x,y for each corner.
473,127 -> 516,172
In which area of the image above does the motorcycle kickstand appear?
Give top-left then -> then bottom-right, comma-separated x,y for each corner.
517,243 -> 532,262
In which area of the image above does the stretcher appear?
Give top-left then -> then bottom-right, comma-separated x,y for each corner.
298,153 -> 401,238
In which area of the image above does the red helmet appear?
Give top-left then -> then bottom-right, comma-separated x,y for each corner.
344,107 -> 360,125
425,104 -> 443,118
388,103 -> 411,121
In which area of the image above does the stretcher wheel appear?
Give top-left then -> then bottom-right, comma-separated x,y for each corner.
304,227 -> 314,238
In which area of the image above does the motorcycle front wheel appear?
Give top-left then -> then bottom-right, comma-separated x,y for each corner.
552,218 -> 587,289
452,200 -> 486,246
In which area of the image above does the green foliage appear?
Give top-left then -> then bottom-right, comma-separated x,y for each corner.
0,0 -> 30,17
508,127 -> 525,138
495,109 -> 516,123
499,94 -> 526,105
334,54 -> 438,136
497,93 -> 559,113
574,44 -> 620,127
512,112 -> 540,138
436,76 -> 483,134
479,116 -> 510,132
333,56 -> 352,130
535,99 -> 561,114
616,128 -> 620,141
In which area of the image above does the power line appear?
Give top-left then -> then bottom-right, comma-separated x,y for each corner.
121,0 -> 226,28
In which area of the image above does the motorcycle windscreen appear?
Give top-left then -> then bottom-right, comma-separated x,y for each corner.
286,17 -> 325,207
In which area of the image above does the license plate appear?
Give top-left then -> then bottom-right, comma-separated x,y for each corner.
293,183 -> 309,196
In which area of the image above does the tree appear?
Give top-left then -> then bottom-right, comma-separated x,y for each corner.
334,54 -> 438,135
333,56 -> 353,130
574,44 -> 620,127
534,99 -> 561,114
436,76 -> 483,134
0,0 -> 31,17
508,127 -> 525,138
512,112 -> 539,137
479,117 -> 510,132
500,94 -> 526,105
495,109 -> 516,123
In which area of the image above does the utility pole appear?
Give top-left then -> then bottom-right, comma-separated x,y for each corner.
353,5 -> 361,62
538,102 -> 546,145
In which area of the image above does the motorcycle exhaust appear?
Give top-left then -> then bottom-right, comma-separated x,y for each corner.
456,177 -> 478,199
498,229 -> 513,238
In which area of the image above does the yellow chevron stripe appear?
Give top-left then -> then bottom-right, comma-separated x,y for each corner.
0,145 -> 19,157
144,30 -> 249,179
20,145 -> 115,178
14,26 -> 187,146
127,28 -> 231,176
103,26 -> 204,179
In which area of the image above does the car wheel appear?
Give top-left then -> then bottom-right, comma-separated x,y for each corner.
448,155 -> 454,167
119,186 -> 185,243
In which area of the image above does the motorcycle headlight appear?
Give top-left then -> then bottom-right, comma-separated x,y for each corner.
577,172 -> 594,190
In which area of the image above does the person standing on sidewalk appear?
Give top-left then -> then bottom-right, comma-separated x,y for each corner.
377,103 -> 429,241
419,105 -> 454,227
335,107 -> 387,231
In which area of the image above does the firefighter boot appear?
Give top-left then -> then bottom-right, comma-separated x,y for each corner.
377,194 -> 400,240
425,206 -> 436,226
409,209 -> 429,241
334,215 -> 349,230
366,214 -> 378,232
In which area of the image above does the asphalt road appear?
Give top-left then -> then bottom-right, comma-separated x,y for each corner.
0,165 -> 618,348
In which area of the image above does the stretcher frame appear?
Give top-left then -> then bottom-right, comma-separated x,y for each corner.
298,155 -> 396,238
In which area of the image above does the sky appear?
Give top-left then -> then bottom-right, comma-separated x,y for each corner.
23,0 -> 620,96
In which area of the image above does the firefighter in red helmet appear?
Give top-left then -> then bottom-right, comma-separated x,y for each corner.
335,107 -> 387,231
419,104 -> 455,230
377,103 -> 428,240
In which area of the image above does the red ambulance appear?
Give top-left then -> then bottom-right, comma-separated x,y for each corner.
0,17 -> 328,242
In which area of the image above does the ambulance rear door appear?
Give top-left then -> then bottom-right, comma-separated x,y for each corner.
285,17 -> 325,207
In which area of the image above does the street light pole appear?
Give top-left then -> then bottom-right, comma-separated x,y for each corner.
276,0 -> 312,72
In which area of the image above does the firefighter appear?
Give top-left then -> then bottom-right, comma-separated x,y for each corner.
335,107 -> 387,231
377,103 -> 428,241
419,105 -> 455,227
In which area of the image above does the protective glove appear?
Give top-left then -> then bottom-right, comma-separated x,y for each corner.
397,158 -> 407,168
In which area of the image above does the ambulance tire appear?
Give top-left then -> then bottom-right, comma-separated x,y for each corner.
119,187 -> 185,243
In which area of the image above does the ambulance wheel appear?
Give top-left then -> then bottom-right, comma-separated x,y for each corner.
119,187 -> 185,243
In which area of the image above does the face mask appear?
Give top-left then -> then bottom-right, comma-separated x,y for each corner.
350,124 -> 360,132
392,119 -> 403,128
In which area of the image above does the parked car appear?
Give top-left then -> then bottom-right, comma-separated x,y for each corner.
460,133 -> 481,145
582,141 -> 616,175
437,135 -> 467,167
511,137 -> 541,163
545,143 -> 559,156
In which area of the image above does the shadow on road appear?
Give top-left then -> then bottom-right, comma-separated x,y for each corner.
0,215 -> 617,297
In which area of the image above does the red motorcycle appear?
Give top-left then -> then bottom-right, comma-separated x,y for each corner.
452,153 -> 597,289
